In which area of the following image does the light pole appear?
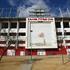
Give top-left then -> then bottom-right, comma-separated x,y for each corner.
61,41 -> 64,64
30,30 -> 33,62
58,30 -> 66,64
59,37 -> 65,64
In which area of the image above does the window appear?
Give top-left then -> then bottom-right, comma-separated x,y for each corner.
19,33 -> 26,36
56,32 -> 62,35
65,32 -> 70,35
10,33 -> 16,36
10,23 -> 17,28
1,33 -> 7,36
55,22 -> 61,28
2,23 -> 8,28
0,41 -> 6,44
0,23 -> 1,29
63,22 -> 69,28
18,41 -> 25,44
57,40 -> 63,43
19,22 -> 26,28
9,40 -> 16,44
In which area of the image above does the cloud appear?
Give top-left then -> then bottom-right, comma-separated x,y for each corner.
7,0 -> 21,6
8,0 -> 16,6
17,0 -> 52,17
8,0 -> 70,17
28,0 -> 39,4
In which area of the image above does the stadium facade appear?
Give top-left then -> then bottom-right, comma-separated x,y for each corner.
0,17 -> 70,56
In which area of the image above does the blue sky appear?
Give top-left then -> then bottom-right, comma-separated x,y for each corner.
0,0 -> 70,17
0,0 -> 69,8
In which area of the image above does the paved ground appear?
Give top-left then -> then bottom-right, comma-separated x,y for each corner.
21,63 -> 32,70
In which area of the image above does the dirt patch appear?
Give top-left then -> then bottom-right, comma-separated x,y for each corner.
32,55 -> 70,70
0,56 -> 26,70
0,55 -> 70,70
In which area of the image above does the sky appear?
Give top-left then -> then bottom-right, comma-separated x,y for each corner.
0,0 -> 70,17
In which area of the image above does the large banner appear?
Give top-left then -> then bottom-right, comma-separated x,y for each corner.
27,18 -> 57,49
30,22 -> 57,49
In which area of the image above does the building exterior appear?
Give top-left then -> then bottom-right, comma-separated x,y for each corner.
0,17 -> 70,56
